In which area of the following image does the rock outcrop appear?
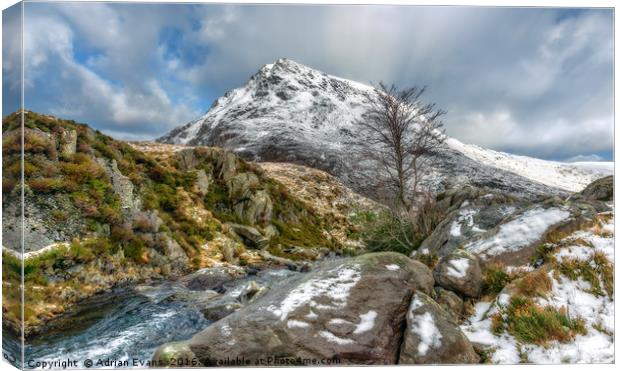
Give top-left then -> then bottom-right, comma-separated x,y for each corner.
229,224 -> 269,249
154,252 -> 438,365
59,129 -> 77,157
95,157 -> 141,213
578,175 -> 613,201
413,184 -> 602,267
413,186 -> 526,259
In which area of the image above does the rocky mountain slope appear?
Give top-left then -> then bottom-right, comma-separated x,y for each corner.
1,110 -> 374,337
159,58 -> 611,198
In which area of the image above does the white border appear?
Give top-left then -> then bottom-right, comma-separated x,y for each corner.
0,2 -> 616,371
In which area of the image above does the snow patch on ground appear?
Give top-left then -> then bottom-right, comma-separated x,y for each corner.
385,264 -> 400,271
461,210 -> 615,364
460,302 -> 521,364
4,242 -> 70,260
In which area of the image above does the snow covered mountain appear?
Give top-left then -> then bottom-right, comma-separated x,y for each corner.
159,58 -> 611,197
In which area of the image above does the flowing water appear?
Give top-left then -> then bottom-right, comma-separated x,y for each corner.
3,268 -> 299,369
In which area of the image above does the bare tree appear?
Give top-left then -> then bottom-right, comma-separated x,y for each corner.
357,82 -> 446,214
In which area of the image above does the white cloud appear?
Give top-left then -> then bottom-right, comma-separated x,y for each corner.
448,107 -> 612,158
19,6 -> 199,137
7,4 -> 613,159
2,4 -> 22,95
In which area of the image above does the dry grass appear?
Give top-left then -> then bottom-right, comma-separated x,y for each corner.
597,212 -> 613,224
542,217 -> 594,245
416,252 -> 439,269
591,222 -> 613,238
554,251 -> 613,298
514,268 -> 553,298
492,296 -> 587,345
481,263 -> 522,297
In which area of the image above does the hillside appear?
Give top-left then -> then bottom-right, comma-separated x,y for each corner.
159,58 -> 611,198
1,110 -> 374,337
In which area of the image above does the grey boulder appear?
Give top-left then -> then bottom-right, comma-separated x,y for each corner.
399,292 -> 479,364
433,250 -> 482,298
154,252 -> 433,365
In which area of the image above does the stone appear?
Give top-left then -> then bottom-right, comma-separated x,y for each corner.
176,148 -> 201,169
237,281 -> 268,303
200,299 -> 243,322
133,210 -> 162,233
229,224 -> 269,249
261,224 -> 279,239
59,129 -> 77,157
414,186 -> 525,259
433,250 -> 482,298
180,266 -> 246,292
218,151 -> 238,181
161,235 -> 189,266
220,241 -> 238,264
154,252 -> 434,365
434,287 -> 464,321
243,190 -> 273,226
194,169 -> 211,195
227,173 -> 260,200
578,175 -> 613,202
152,341 -> 202,367
95,158 -> 141,212
399,292 -> 479,364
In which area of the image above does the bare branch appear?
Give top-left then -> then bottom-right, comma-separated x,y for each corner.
354,82 -> 446,214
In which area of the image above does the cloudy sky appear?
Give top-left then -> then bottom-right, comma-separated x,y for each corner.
2,2 -> 614,161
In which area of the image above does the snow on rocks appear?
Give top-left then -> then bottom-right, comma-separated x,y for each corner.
465,207 -> 570,259
318,330 -> 355,345
434,250 -> 483,298
399,293 -> 479,364
269,264 -> 361,321
413,185 -> 531,260
446,258 -> 470,279
286,320 -> 310,328
450,208 -> 485,237
353,310 -> 378,334
410,312 -> 442,356
154,252 -> 435,365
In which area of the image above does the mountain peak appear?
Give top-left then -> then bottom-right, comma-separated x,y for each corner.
158,62 -> 610,197
272,57 -> 313,71
252,58 -> 321,82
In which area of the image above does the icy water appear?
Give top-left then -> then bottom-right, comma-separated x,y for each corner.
4,268 -> 299,369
